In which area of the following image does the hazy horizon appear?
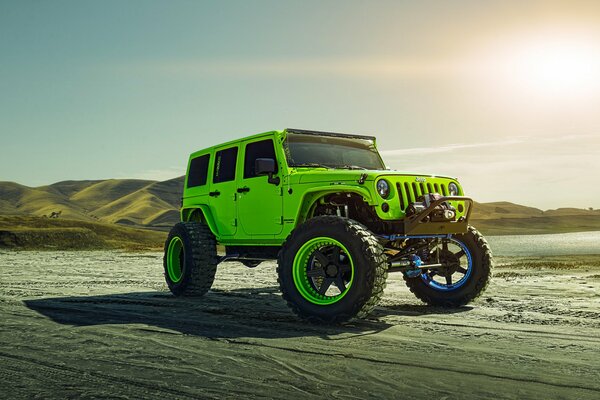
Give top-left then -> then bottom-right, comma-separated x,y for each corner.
2,1 -> 599,209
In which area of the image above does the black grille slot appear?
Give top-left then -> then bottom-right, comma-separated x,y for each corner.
434,183 -> 440,193
441,184 -> 448,196
412,182 -> 420,198
420,182 -> 426,195
397,183 -> 406,210
427,183 -> 433,193
404,182 -> 414,203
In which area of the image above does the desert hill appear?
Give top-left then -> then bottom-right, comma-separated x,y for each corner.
470,201 -> 600,219
470,201 -> 544,219
0,177 -> 184,230
0,215 -> 165,250
1,178 -> 599,236
469,201 -> 600,234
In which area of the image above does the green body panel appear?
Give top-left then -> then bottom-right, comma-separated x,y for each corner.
181,129 -> 468,246
237,137 -> 283,236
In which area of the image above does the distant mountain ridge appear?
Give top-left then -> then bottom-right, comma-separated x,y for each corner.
469,201 -> 600,218
0,177 -> 185,230
0,178 -> 598,233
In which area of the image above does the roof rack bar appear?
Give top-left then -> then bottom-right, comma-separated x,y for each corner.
285,128 -> 376,141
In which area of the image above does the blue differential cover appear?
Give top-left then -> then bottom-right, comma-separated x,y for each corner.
406,255 -> 422,278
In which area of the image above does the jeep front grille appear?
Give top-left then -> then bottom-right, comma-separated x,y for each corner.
396,181 -> 448,211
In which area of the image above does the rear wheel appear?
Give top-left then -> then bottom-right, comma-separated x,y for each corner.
163,222 -> 217,297
278,216 -> 387,323
404,226 -> 492,306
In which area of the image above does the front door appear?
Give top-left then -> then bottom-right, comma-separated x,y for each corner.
237,138 -> 283,236
208,145 -> 239,236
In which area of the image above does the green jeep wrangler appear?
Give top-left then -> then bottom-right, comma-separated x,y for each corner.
164,128 -> 492,323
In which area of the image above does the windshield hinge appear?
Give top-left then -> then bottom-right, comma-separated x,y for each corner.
358,173 -> 368,184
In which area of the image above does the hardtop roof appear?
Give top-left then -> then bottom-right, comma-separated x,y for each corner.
188,128 -> 377,159
188,130 -> 281,158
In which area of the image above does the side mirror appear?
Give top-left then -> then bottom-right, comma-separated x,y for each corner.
255,158 -> 280,186
255,158 -> 276,175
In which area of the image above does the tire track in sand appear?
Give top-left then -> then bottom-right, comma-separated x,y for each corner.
213,338 -> 600,394
0,350 -> 221,400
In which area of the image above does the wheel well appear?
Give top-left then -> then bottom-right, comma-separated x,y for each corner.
309,193 -> 379,227
186,209 -> 206,223
182,207 -> 219,237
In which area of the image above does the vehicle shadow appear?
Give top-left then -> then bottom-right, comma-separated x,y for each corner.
24,287 -> 472,339
24,287 -> 383,339
373,303 -> 474,318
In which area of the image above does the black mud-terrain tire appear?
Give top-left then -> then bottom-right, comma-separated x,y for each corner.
404,226 -> 492,307
163,222 -> 218,297
277,216 -> 388,323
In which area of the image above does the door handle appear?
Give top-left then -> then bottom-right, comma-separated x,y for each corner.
237,187 -> 250,193
209,191 -> 220,197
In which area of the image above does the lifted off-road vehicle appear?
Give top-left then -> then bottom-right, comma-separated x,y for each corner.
164,129 -> 492,323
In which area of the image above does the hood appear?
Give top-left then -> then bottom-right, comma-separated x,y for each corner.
296,169 -> 456,184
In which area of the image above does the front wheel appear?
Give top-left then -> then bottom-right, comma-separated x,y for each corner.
277,216 -> 388,323
404,226 -> 492,307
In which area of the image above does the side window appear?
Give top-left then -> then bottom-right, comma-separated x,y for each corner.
244,139 -> 278,179
213,147 -> 238,183
187,154 -> 210,188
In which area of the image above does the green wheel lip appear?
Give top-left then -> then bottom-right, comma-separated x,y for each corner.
166,236 -> 184,283
292,236 -> 354,305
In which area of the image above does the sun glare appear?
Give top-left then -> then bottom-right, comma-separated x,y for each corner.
510,40 -> 600,96
479,32 -> 600,99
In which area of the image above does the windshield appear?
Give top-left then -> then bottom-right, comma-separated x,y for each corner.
284,133 -> 385,170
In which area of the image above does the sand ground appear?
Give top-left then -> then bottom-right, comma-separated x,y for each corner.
0,251 -> 599,399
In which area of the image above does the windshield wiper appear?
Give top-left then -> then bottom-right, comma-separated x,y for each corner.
289,163 -> 332,169
334,164 -> 368,170
290,163 -> 372,170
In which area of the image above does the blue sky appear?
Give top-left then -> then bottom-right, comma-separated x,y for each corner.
1,1 -> 599,209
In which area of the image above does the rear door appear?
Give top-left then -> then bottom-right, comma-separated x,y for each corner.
237,137 -> 283,236
208,145 -> 239,236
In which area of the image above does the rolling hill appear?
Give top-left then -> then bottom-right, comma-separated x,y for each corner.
0,215 -> 166,250
1,178 -> 599,236
0,177 -> 184,230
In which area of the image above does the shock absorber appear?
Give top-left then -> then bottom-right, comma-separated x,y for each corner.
388,254 -> 442,276
388,254 -> 423,277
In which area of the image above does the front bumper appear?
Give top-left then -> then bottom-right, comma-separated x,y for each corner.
403,195 -> 473,235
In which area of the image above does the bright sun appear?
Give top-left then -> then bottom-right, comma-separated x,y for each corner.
481,32 -> 600,99
511,40 -> 600,96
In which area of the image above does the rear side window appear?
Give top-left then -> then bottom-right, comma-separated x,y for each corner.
244,139 -> 278,179
187,154 -> 210,188
213,147 -> 238,183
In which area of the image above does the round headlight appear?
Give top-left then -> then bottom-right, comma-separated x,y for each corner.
376,179 -> 390,199
448,182 -> 459,196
